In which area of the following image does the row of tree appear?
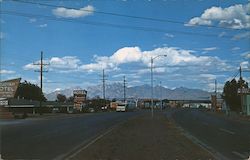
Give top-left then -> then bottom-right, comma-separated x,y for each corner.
15,81 -> 47,101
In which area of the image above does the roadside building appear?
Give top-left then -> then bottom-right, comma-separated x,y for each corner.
242,91 -> 250,116
169,100 -> 211,109
2,98 -> 74,115
110,102 -> 119,110
0,78 -> 21,119
238,88 -> 250,116
138,99 -> 161,109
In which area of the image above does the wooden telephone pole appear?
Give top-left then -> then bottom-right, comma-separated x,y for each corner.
34,51 -> 49,114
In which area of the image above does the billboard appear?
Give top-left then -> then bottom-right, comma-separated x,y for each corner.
73,89 -> 87,111
0,78 -> 21,98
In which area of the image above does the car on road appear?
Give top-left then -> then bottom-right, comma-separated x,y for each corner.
116,103 -> 126,112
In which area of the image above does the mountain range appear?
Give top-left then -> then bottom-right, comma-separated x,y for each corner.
45,83 -> 211,101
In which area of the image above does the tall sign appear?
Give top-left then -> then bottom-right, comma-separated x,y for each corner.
73,90 -> 87,111
0,78 -> 21,98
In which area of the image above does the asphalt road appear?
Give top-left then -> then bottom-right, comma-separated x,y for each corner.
1,111 -> 141,160
170,108 -> 250,160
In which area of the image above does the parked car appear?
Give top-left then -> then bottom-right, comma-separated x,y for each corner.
88,108 -> 95,113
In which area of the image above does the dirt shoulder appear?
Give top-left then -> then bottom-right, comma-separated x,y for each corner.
71,112 -> 214,160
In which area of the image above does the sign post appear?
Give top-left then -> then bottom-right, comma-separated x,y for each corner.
73,90 -> 87,112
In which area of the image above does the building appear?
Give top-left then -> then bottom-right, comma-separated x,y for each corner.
238,88 -> 250,116
169,99 -> 211,109
0,78 -> 21,119
242,94 -> 250,116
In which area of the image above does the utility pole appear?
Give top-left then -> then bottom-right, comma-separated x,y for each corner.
34,51 -> 49,114
239,66 -> 243,114
151,57 -> 154,118
214,79 -> 217,111
160,81 -> 162,111
123,76 -> 126,103
102,69 -> 107,107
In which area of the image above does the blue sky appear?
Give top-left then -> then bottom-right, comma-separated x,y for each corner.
0,0 -> 249,93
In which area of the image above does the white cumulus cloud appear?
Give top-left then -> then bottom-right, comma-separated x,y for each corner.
0,32 -> 4,39
245,53 -> 250,59
29,18 -> 37,23
0,69 -> 15,74
80,46 -> 231,74
23,56 -> 81,71
38,24 -> 47,28
186,3 -> 250,29
232,47 -> 240,51
232,31 -> 250,40
202,47 -> 218,51
52,5 -> 94,18
241,61 -> 249,69
165,33 -> 174,38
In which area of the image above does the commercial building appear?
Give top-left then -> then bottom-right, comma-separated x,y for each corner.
242,94 -> 250,116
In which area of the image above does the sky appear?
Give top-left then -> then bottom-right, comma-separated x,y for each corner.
0,0 -> 250,93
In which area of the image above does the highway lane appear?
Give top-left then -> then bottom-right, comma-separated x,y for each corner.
1,111 -> 142,160
170,108 -> 250,160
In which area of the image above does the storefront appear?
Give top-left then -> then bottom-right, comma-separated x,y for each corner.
243,94 -> 250,116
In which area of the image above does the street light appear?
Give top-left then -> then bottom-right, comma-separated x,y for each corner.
151,54 -> 167,118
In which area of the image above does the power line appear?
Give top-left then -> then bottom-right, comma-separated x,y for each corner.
10,0 -> 249,31
0,10 -> 234,39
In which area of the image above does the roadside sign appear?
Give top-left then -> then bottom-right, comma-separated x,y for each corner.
73,89 -> 87,111
74,97 -> 85,102
237,88 -> 250,94
0,100 -> 8,105
0,78 -> 21,98
73,90 -> 87,95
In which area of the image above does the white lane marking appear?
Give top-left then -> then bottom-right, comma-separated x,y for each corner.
54,115 -> 141,160
232,151 -> 248,159
219,128 -> 235,135
67,127 -> 114,159
53,123 -> 119,160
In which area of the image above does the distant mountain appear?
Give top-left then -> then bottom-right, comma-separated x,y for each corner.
45,83 -> 211,101
45,86 -> 82,101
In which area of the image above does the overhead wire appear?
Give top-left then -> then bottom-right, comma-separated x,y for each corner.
2,0 -> 248,85
9,0 -> 250,31
0,10 -> 235,39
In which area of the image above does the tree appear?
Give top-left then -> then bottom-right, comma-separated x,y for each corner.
66,96 -> 74,102
57,94 -> 66,102
222,78 -> 248,112
15,81 -> 47,101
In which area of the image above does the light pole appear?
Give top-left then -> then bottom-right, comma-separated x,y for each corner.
151,55 -> 167,118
